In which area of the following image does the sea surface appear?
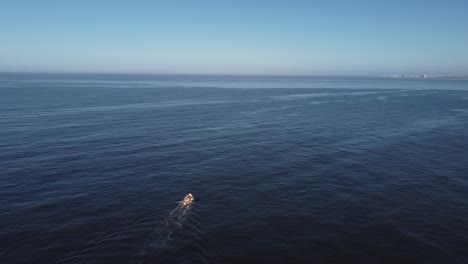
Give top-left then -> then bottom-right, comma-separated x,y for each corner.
1,73 -> 468,264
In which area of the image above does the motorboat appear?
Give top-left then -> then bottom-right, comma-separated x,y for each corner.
182,193 -> 194,206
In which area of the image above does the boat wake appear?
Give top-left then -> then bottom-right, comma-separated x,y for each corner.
133,195 -> 208,264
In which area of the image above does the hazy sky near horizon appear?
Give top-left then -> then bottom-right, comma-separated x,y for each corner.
1,0 -> 467,75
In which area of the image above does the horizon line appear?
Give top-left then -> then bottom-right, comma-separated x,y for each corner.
0,71 -> 385,79
3,71 -> 467,78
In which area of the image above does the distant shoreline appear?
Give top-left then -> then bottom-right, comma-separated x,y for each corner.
381,74 -> 468,79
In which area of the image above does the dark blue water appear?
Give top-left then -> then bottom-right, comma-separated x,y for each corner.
1,74 -> 468,264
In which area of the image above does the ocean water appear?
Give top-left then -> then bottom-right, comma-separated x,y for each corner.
1,74 -> 468,264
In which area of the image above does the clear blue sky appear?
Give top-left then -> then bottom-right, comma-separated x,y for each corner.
1,0 -> 467,75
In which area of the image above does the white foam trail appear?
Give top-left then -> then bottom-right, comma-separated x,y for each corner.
133,201 -> 200,263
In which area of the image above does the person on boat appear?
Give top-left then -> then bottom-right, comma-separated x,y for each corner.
183,193 -> 194,205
